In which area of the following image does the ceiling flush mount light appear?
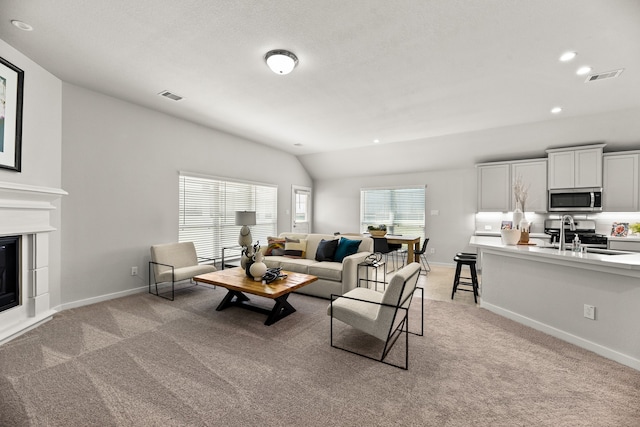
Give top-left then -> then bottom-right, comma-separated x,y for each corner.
551,106 -> 563,114
576,66 -> 592,76
265,49 -> 298,75
559,51 -> 577,62
11,20 -> 33,31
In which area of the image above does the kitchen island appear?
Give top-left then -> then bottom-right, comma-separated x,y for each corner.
470,236 -> 640,371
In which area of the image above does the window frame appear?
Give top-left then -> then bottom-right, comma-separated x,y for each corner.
360,185 -> 426,240
179,171 -> 278,261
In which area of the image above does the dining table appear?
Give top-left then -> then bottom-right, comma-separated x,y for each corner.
365,234 -> 421,264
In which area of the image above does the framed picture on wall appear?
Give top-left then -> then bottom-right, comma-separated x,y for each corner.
0,56 -> 24,172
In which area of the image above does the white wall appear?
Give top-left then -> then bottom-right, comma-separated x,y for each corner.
61,84 -> 311,306
314,168 -> 477,265
0,39 -> 63,308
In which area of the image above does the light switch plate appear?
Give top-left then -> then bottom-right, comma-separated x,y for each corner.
584,304 -> 596,320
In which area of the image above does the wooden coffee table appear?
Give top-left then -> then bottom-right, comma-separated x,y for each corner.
193,268 -> 318,325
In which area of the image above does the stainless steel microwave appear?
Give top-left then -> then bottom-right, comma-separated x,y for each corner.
548,188 -> 603,212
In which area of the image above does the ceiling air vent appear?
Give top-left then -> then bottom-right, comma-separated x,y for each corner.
585,69 -> 624,83
158,90 -> 183,101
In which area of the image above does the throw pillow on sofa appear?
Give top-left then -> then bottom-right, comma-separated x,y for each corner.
315,238 -> 339,262
265,237 -> 286,256
333,237 -> 361,262
284,237 -> 307,258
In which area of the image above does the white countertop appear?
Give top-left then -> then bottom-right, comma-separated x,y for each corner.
470,235 -> 640,274
474,231 -> 549,239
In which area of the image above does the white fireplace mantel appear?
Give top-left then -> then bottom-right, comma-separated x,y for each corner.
0,180 -> 67,345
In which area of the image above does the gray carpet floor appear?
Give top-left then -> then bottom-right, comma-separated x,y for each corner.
1,283 -> 639,426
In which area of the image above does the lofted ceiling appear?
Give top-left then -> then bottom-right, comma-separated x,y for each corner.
1,0 -> 639,179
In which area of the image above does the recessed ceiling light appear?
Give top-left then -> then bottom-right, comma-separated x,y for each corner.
576,66 -> 592,76
551,107 -> 563,114
559,51 -> 577,62
11,20 -> 33,31
373,139 -> 380,144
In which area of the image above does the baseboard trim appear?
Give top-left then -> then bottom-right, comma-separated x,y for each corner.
56,285 -> 148,312
481,301 -> 640,372
54,281 -> 218,312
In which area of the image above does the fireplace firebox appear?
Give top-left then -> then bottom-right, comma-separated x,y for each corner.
0,236 -> 20,313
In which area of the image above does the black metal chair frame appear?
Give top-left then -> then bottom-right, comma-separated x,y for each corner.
372,237 -> 403,272
413,238 -> 431,274
148,256 -> 215,301
398,238 -> 431,274
329,268 -> 421,370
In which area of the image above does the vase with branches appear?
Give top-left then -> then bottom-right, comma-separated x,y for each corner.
512,176 -> 530,232
513,175 -> 530,213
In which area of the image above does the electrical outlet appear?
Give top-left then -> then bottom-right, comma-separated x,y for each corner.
429,248 -> 435,254
584,304 -> 595,320
484,225 -> 492,230
131,266 -> 138,276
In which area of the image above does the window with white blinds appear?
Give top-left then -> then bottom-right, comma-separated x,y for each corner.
179,173 -> 277,260
360,186 -> 426,240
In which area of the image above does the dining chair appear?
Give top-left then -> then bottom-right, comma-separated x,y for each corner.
398,238 -> 430,274
372,237 -> 402,272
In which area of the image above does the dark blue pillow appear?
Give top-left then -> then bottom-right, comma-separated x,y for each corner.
333,237 -> 361,262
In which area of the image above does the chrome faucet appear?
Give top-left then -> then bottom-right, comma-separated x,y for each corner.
559,214 -> 576,251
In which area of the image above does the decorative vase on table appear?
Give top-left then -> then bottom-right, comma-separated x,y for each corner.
512,207 -> 523,230
244,258 -> 254,278
241,243 -> 257,277
249,252 -> 267,281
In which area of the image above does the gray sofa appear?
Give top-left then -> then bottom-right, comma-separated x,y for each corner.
261,233 -> 373,299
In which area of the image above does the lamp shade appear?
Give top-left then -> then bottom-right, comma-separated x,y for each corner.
265,50 -> 298,75
235,211 -> 256,226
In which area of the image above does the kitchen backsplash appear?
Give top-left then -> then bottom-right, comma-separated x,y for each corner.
592,213 -> 640,237
475,212 -> 546,234
475,212 -> 640,237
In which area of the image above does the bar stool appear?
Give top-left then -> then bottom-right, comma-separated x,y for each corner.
451,253 -> 479,303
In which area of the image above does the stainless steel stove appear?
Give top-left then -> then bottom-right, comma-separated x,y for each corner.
544,219 -> 608,248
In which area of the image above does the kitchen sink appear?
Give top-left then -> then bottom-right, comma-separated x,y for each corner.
582,248 -> 632,256
535,246 -> 632,255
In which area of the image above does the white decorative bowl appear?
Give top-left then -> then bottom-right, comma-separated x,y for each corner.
500,229 -> 521,245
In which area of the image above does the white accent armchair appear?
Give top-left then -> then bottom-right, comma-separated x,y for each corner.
328,262 -> 422,369
149,242 -> 216,300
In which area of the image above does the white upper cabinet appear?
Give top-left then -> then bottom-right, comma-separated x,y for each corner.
477,163 -> 511,212
603,152 -> 639,212
477,159 -> 547,212
511,159 -> 548,212
575,148 -> 604,188
547,150 -> 575,188
547,144 -> 605,189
